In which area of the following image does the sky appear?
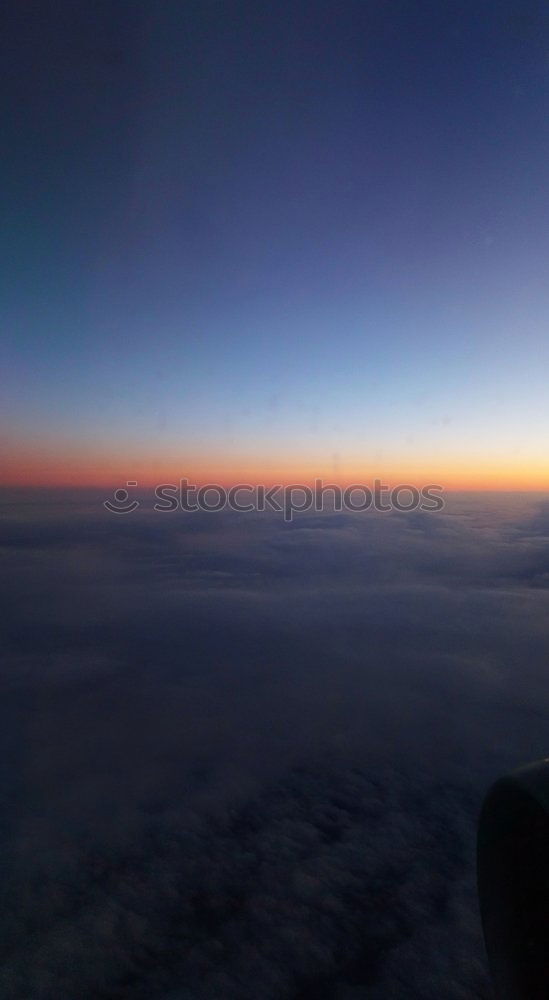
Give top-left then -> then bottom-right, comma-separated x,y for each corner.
2,0 -> 549,488
3,9 -> 549,993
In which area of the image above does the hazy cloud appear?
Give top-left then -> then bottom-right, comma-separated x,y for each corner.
1,492 -> 549,997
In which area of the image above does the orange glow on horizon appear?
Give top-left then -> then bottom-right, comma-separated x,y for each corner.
2,438 -> 549,492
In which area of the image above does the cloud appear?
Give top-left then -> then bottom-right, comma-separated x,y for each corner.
1,491 -> 549,997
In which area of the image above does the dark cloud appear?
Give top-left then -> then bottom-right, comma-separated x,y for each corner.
1,491 -> 549,997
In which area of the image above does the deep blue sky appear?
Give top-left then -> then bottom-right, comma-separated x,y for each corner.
3,1 -> 549,484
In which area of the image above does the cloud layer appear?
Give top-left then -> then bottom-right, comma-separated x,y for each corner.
1,491 -> 549,997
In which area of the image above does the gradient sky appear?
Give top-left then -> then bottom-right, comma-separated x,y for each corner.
3,0 -> 549,487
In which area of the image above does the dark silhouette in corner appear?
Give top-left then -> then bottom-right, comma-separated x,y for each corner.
478,759 -> 549,999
